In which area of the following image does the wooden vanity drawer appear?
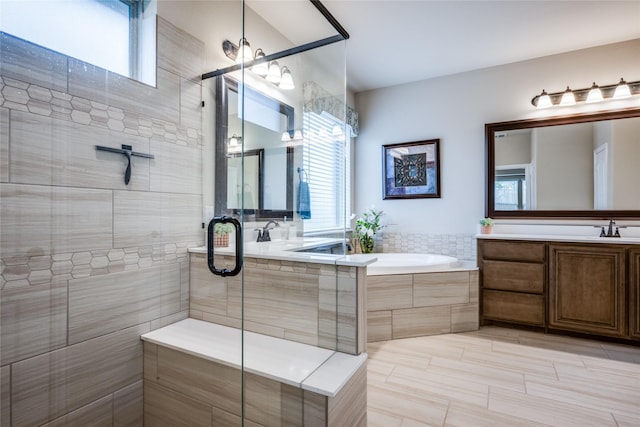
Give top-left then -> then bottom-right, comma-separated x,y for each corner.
481,240 -> 545,263
483,260 -> 544,294
482,289 -> 544,326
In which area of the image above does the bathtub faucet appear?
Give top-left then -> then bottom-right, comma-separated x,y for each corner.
256,220 -> 279,242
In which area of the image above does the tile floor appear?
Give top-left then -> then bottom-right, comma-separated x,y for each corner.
367,327 -> 640,426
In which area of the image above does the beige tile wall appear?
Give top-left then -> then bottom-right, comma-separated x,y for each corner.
0,107 -> 8,182
0,32 -> 68,92
1,281 -> 67,365
367,270 -> 479,342
1,365 -> 9,426
143,341 -> 366,427
0,17 -> 203,425
190,253 -> 367,355
9,110 -> 151,190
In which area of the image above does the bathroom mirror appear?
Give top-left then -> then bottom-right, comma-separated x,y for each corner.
227,149 -> 263,210
486,108 -> 640,219
215,76 -> 294,219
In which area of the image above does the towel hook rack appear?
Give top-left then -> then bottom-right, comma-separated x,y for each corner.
96,144 -> 154,185
297,167 -> 309,182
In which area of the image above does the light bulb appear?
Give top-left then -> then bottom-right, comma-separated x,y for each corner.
586,82 -> 603,103
536,90 -> 552,109
613,78 -> 631,99
279,66 -> 294,90
559,86 -> 576,106
235,38 -> 253,64
266,61 -> 281,84
251,48 -> 268,76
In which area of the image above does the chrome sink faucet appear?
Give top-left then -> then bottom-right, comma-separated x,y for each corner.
255,220 -> 279,242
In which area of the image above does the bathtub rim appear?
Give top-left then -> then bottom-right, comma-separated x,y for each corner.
366,253 -> 476,276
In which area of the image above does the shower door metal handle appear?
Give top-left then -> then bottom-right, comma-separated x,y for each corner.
207,216 -> 243,277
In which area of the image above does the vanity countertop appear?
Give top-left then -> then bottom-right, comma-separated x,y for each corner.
476,233 -> 640,245
189,238 -> 378,268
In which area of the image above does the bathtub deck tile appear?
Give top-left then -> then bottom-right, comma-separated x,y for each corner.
368,311 -> 392,342
451,302 -> 479,333
392,306 -> 451,339
413,271 -> 470,307
367,275 -> 413,311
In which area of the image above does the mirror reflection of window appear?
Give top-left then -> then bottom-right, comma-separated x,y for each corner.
227,152 -> 261,211
495,168 -> 527,210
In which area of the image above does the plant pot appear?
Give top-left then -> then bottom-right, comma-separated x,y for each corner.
214,234 -> 230,247
359,236 -> 375,254
480,225 -> 493,235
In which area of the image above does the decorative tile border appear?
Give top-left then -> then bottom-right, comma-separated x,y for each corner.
0,75 -> 201,148
0,241 -> 198,289
381,232 -> 477,261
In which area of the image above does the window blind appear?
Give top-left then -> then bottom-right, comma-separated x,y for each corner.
302,111 -> 351,234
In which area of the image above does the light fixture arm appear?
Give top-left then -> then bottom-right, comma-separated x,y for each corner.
531,79 -> 640,107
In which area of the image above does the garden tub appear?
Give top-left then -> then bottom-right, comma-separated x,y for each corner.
366,253 -> 460,276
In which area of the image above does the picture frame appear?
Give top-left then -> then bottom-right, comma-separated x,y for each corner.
382,139 -> 441,199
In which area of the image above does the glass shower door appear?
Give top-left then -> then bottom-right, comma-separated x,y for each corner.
205,1 -> 351,424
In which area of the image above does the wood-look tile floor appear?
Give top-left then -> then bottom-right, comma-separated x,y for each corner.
367,327 -> 640,427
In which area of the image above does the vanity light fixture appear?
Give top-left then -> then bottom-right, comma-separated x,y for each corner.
266,61 -> 282,84
228,134 -> 242,152
235,38 -> 253,64
223,39 -> 293,90
251,48 -> 268,76
279,66 -> 295,90
532,78 -> 640,108
535,90 -> 553,109
585,82 -> 603,103
559,86 -> 576,106
281,129 -> 303,142
613,78 -> 632,99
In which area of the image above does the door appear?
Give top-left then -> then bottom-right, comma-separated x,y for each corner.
203,2 -> 352,424
549,243 -> 627,338
630,249 -> 640,340
594,144 -> 609,209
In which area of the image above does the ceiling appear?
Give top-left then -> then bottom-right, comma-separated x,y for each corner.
250,1 -> 640,93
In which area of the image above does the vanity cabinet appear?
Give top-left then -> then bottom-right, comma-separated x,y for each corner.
631,249 -> 640,340
479,240 -> 546,326
478,238 -> 640,343
548,244 -> 627,338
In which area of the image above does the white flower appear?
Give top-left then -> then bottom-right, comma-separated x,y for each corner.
354,207 -> 385,240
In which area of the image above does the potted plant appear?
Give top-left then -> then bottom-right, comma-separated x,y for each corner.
479,217 -> 494,234
354,206 -> 385,253
213,222 -> 234,247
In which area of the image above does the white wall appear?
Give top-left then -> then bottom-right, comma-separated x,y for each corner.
495,132 -> 531,166
612,117 -> 640,209
354,38 -> 640,234
533,124 -> 593,210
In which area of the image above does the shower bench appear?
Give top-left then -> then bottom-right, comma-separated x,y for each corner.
141,318 -> 367,426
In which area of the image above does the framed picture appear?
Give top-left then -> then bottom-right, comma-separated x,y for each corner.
382,139 -> 441,199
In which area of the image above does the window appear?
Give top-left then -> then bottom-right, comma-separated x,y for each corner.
0,0 -> 156,86
302,111 -> 351,234
495,168 -> 527,210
